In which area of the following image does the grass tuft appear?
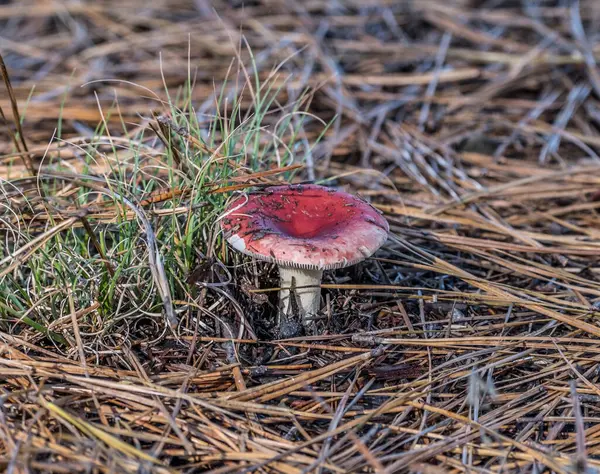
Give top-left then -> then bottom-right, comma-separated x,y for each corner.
0,45 -> 321,348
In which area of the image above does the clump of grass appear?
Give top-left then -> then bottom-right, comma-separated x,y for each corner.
0,50 -> 324,349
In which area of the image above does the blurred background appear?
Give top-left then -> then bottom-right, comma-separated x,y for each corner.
3,0 -> 600,178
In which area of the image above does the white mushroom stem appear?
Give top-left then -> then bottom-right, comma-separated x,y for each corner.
278,267 -> 323,326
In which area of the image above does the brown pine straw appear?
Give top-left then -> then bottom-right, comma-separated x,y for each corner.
3,0 -> 600,472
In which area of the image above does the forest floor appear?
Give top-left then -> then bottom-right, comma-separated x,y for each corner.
2,1 -> 600,473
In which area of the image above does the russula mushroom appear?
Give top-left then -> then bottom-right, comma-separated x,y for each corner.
220,184 -> 389,328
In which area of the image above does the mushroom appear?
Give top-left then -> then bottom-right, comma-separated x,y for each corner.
220,184 -> 389,329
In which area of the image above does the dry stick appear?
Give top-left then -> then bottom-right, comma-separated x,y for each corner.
362,335 -> 600,347
0,105 -> 22,166
223,348 -> 384,403
570,380 -> 588,473
209,163 -> 304,191
151,114 -> 187,175
0,53 -> 34,175
329,68 -> 482,88
256,281 -> 592,313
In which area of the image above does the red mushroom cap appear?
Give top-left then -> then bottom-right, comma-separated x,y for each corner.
220,184 -> 389,270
